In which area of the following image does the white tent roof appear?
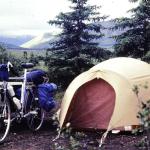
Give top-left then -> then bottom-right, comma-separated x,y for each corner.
90,57 -> 150,79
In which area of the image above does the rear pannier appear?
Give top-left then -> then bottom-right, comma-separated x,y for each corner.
26,70 -> 47,85
38,83 -> 57,112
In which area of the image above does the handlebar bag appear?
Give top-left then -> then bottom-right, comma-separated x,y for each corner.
0,64 -> 9,81
26,69 -> 47,85
38,83 -> 57,112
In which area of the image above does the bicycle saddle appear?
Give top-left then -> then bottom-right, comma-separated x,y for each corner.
21,63 -> 34,69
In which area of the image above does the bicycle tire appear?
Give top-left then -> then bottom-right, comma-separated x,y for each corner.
25,89 -> 44,131
0,92 -> 11,143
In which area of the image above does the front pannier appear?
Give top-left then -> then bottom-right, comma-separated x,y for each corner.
0,64 -> 9,81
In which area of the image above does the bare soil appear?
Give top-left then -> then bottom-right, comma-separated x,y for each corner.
0,117 -> 147,150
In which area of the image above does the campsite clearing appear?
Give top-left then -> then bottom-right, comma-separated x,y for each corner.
0,57 -> 150,149
0,119 -> 146,150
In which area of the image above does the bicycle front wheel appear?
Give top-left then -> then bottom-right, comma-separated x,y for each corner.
25,90 -> 44,131
0,94 -> 11,143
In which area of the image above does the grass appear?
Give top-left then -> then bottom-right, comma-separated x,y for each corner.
34,61 -> 48,71
7,49 -> 47,58
7,49 -> 49,72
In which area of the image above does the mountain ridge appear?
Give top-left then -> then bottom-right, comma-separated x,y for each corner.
20,21 -> 121,50
0,41 -> 25,50
20,33 -> 55,49
0,35 -> 34,46
0,21 -> 123,50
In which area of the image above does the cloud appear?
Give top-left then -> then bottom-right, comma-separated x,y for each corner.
0,0 -> 70,35
0,0 -> 137,36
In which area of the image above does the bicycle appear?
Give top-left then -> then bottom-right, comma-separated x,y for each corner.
0,62 -> 45,143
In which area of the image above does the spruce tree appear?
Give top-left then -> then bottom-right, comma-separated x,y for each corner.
48,0 -> 107,53
112,0 -> 150,59
48,0 -> 109,89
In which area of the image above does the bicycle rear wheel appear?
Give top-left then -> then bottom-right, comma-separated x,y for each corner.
25,89 -> 44,131
0,93 -> 11,143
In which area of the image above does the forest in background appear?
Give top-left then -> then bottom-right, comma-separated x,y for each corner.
0,0 -> 150,90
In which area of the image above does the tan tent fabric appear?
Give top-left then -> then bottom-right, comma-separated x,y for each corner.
58,57 -> 150,131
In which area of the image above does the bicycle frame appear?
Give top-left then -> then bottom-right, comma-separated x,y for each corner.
6,68 -> 30,117
20,68 -> 27,117
7,65 -> 34,117
0,62 -> 45,143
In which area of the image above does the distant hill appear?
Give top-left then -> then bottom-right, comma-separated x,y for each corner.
0,42 -> 24,50
20,21 -> 123,50
95,21 -> 123,50
20,33 -> 56,49
0,21 -> 123,50
0,35 -> 34,46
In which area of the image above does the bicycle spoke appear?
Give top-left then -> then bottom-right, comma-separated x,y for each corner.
25,90 -> 44,131
0,101 -> 11,143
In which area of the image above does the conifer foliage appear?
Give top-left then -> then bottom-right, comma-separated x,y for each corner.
0,45 -> 8,64
48,0 -> 108,89
48,0 -> 106,52
112,0 -> 150,59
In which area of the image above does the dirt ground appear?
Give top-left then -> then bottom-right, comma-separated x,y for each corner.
0,117 -> 147,150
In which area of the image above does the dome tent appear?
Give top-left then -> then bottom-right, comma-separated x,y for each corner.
58,57 -> 150,133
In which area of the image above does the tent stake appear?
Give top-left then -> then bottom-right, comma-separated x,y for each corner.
99,130 -> 109,147
52,130 -> 61,142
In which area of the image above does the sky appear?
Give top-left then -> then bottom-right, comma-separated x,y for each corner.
0,0 -> 138,36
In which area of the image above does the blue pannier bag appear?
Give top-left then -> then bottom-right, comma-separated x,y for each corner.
38,83 -> 57,112
0,64 -> 9,81
15,88 -> 21,99
26,69 -> 47,85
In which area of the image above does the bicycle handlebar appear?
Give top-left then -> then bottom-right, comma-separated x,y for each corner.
7,62 -> 13,71
5,62 -> 34,77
